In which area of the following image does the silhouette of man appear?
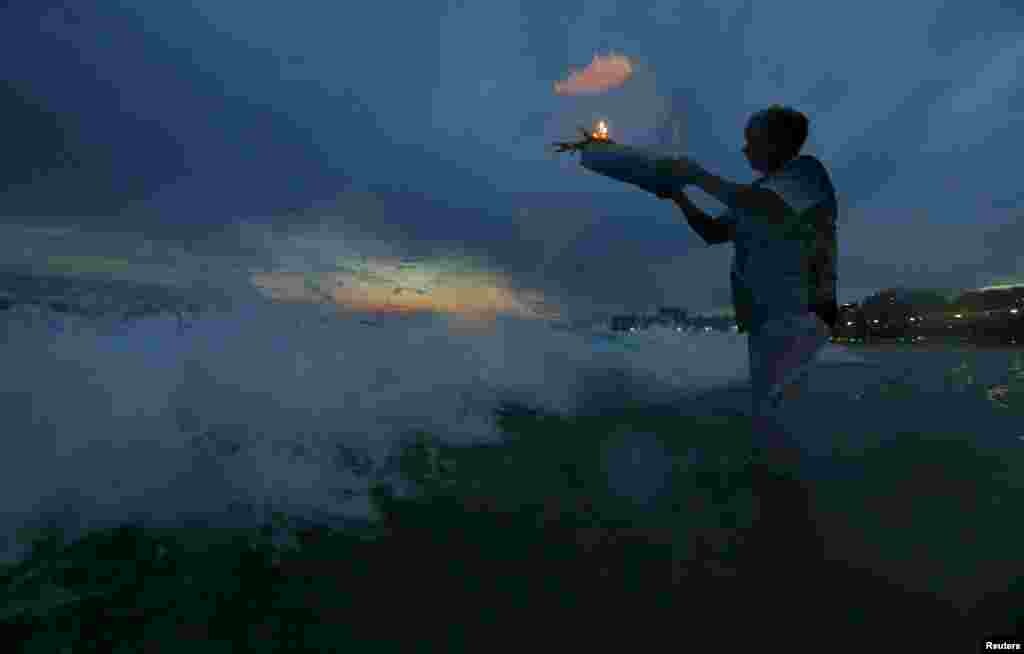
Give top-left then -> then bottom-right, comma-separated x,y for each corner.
658,106 -> 840,591
659,104 -> 838,467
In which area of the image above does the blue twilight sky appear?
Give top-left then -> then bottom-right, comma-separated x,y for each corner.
2,0 -> 1024,319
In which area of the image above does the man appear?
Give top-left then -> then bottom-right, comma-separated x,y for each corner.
556,111 -> 938,640
658,106 -> 841,598
660,105 -> 838,467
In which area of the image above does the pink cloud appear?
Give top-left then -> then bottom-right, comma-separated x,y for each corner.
554,53 -> 634,95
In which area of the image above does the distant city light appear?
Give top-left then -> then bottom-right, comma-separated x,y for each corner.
872,319 -> 879,324
955,314 -> 962,318
846,321 -> 854,326
1012,309 -> 1019,314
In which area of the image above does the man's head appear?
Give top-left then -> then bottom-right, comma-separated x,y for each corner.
743,105 -> 809,175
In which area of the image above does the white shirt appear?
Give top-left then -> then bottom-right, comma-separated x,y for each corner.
719,155 -> 838,332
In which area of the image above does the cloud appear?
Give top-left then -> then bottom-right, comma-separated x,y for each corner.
554,53 -> 634,96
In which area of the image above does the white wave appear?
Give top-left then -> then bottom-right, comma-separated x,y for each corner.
0,293 -> 760,564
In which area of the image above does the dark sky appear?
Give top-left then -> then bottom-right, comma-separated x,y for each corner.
3,1 -> 1024,318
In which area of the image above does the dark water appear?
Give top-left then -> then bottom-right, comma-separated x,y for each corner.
846,344 -> 1024,391
651,344 -> 1024,463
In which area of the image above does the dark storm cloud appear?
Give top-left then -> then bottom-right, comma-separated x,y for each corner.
1,80 -> 81,189
0,75 -> 185,221
0,3 -> 360,230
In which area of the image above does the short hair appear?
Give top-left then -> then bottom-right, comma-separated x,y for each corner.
747,105 -> 809,164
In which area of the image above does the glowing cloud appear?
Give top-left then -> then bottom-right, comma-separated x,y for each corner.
249,254 -> 562,325
554,53 -> 634,96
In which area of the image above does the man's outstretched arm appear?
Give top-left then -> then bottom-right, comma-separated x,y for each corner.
674,161 -> 791,226
666,190 -> 731,245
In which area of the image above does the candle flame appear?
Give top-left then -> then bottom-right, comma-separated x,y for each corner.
591,120 -> 610,140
